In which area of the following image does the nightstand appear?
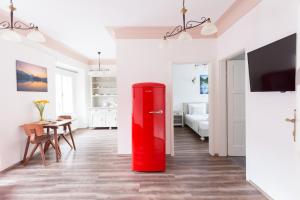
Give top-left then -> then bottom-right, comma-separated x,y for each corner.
173,111 -> 184,127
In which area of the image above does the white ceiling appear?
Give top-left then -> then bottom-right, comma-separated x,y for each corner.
0,0 -> 235,60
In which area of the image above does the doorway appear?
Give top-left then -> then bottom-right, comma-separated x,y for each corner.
171,63 -> 210,155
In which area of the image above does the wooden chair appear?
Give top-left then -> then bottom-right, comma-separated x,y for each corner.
57,115 -> 76,150
22,124 -> 56,166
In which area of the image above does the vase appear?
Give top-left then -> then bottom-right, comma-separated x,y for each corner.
39,110 -> 44,121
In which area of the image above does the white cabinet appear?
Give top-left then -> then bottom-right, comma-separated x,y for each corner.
106,109 -> 117,127
90,76 -> 117,108
91,109 -> 106,127
90,108 -> 117,128
88,66 -> 117,129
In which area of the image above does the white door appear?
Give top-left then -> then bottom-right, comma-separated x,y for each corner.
227,60 -> 246,156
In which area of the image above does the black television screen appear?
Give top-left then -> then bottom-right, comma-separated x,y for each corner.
247,33 -> 296,92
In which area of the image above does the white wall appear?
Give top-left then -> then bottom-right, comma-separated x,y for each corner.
215,0 -> 299,199
172,64 -> 208,112
297,0 -> 300,150
295,1 -> 300,198
0,39 -> 88,171
116,39 -> 216,154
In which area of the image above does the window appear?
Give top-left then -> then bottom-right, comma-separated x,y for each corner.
56,74 -> 74,115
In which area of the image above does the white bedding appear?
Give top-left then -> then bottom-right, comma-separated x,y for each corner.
199,121 -> 209,130
185,114 -> 208,121
182,102 -> 209,139
198,121 -> 209,137
184,114 -> 209,138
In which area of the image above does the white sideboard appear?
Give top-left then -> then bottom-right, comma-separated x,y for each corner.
89,108 -> 117,128
88,65 -> 117,129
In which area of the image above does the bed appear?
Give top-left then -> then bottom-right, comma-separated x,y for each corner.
183,102 -> 209,140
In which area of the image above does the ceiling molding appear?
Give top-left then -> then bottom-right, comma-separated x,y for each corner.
0,9 -> 90,64
216,0 -> 262,36
0,0 -> 262,63
109,0 -> 261,40
43,35 -> 90,64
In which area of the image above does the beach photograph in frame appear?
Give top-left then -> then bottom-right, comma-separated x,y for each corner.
16,60 -> 48,92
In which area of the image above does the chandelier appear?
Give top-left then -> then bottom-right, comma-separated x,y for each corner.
0,0 -> 45,42
162,0 -> 218,41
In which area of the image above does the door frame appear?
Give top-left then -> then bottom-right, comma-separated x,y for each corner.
170,61 -> 213,156
215,49 -> 246,156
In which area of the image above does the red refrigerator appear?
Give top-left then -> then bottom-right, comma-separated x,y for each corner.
132,82 -> 166,172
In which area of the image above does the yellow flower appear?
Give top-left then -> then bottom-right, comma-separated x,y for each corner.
33,99 -> 49,104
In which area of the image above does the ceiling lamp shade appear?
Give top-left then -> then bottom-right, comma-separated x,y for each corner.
178,31 -> 192,41
159,39 -> 167,49
27,29 -> 46,43
159,38 -> 172,49
0,0 -> 45,43
160,0 -> 218,47
0,29 -> 22,42
201,21 -> 218,36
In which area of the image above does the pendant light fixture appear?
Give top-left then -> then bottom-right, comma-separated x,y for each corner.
89,51 -> 109,72
162,0 -> 218,42
98,51 -> 101,71
0,0 -> 45,43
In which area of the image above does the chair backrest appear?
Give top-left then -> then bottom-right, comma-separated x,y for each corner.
23,124 -> 44,137
58,115 -> 72,120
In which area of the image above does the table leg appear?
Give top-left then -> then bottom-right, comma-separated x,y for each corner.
54,128 -> 60,162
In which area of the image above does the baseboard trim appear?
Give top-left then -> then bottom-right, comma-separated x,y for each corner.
248,180 -> 273,200
0,161 -> 22,174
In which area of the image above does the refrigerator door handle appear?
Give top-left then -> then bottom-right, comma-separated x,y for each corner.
149,110 -> 163,115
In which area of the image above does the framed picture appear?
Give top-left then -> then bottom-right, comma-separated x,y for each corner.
16,60 -> 48,92
200,75 -> 208,94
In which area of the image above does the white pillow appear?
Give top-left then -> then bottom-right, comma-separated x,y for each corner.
187,104 -> 195,114
188,103 -> 207,115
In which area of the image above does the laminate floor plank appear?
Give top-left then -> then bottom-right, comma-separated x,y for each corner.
0,127 -> 266,200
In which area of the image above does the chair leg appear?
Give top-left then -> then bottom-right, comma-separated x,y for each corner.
39,144 -> 46,166
24,144 -> 38,166
22,137 -> 30,164
62,135 -> 73,149
49,140 -> 61,157
44,141 -> 50,153
49,140 -> 56,149
68,124 -> 76,150
57,143 -> 62,158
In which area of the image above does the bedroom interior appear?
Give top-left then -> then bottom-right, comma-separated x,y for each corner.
171,63 -> 214,182
172,63 -> 209,150
0,0 -> 299,199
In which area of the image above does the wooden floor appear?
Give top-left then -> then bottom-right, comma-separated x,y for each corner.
0,127 -> 267,200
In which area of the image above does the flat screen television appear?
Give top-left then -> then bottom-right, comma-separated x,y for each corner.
247,33 -> 296,92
